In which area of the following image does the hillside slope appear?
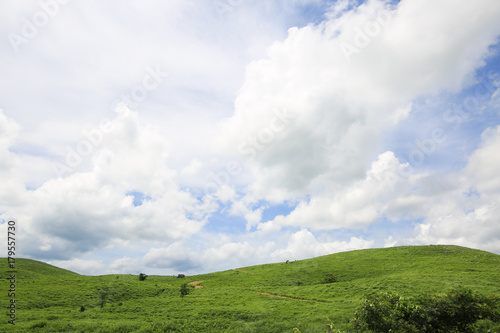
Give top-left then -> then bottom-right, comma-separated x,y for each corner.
2,245 -> 499,332
2,258 -> 79,279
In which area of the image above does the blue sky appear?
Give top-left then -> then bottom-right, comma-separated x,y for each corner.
1,0 -> 500,275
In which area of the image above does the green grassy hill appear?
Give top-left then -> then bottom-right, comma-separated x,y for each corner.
8,258 -> 79,279
1,245 -> 499,332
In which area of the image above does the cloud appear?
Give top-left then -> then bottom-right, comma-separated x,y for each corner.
270,229 -> 373,261
465,126 -> 500,193
47,258 -> 107,276
144,242 -> 201,273
1,0 -> 500,276
256,151 -> 409,231
0,109 -> 21,150
258,120 -> 500,255
215,0 -> 500,204
0,110 -> 25,207
1,106 -> 213,261
140,229 -> 373,274
405,125 -> 500,253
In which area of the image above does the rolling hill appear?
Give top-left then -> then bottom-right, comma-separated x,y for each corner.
1,245 -> 499,332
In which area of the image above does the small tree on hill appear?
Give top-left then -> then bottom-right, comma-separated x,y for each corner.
97,287 -> 113,308
139,273 -> 148,281
180,283 -> 189,299
177,274 -> 185,278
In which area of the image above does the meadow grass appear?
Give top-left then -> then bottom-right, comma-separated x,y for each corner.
1,245 -> 499,332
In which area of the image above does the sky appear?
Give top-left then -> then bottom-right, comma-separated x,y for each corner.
1,0 -> 500,276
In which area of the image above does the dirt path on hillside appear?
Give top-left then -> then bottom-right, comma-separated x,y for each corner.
253,291 -> 309,301
235,269 -> 255,274
187,280 -> 205,289
253,291 -> 329,303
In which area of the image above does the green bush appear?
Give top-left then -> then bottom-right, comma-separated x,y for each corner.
352,286 -> 500,332
139,273 -> 148,281
322,272 -> 338,284
419,286 -> 500,332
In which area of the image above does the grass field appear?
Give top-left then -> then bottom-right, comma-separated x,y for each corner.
1,245 -> 499,332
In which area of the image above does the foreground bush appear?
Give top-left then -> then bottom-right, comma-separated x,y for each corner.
352,286 -> 500,332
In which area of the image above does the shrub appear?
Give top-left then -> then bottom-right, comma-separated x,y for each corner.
322,272 -> 338,284
352,291 -> 420,333
177,274 -> 185,278
418,286 -> 500,332
79,305 -> 85,312
139,273 -> 148,281
352,286 -> 500,332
